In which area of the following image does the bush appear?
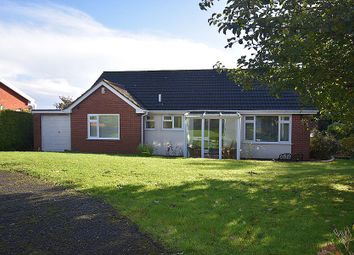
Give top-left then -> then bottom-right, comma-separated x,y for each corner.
327,122 -> 352,139
0,110 -> 33,151
310,130 -> 340,160
339,136 -> 354,158
137,144 -> 154,156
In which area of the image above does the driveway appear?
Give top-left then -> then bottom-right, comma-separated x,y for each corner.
0,171 -> 166,255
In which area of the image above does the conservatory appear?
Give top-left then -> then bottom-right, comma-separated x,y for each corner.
184,112 -> 241,160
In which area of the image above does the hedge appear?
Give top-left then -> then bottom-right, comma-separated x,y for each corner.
0,110 -> 33,151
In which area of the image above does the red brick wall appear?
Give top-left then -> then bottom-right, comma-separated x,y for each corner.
71,86 -> 142,154
291,115 -> 311,160
33,113 -> 42,151
0,83 -> 29,110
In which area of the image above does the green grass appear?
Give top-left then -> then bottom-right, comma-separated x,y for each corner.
0,152 -> 353,254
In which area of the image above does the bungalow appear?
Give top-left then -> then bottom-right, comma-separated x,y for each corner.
32,70 -> 317,160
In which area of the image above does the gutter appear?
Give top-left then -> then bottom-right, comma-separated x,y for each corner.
140,111 -> 148,145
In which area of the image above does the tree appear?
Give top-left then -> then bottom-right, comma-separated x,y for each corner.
54,96 -> 73,110
200,0 -> 353,127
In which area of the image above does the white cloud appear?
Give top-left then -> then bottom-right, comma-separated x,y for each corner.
0,1 -> 241,108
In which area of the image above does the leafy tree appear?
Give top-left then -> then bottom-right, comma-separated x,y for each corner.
54,96 -> 73,110
200,0 -> 353,127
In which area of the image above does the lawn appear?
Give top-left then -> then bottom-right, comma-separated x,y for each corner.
0,152 -> 353,254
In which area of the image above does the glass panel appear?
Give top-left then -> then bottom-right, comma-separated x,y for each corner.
280,123 -> 290,141
256,116 -> 278,142
146,121 -> 155,129
174,116 -> 182,128
204,119 -> 219,158
222,119 -> 236,159
89,115 -> 97,120
281,116 -> 290,121
245,116 -> 254,121
163,121 -> 173,129
99,115 -> 119,138
164,116 -> 172,121
89,121 -> 97,137
245,123 -> 254,140
187,118 -> 202,157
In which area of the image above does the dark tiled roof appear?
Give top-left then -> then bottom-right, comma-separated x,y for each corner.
96,69 -> 314,111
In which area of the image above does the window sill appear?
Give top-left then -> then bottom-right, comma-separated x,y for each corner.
87,138 -> 120,141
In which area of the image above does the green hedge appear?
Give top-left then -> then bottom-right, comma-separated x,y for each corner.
0,110 -> 33,151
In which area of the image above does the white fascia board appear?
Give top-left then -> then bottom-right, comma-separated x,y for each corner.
65,81 -> 145,114
32,110 -> 69,114
237,110 -> 318,115
149,109 -> 318,115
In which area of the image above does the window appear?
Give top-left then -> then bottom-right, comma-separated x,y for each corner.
256,116 -> 278,142
244,115 -> 291,143
163,115 -> 183,129
145,115 -> 155,129
279,116 -> 291,142
88,114 -> 120,139
245,116 -> 255,141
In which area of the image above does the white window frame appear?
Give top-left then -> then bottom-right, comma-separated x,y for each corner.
145,115 -> 155,130
87,114 -> 120,140
279,115 -> 291,143
244,116 -> 255,141
162,115 -> 183,130
243,115 -> 292,144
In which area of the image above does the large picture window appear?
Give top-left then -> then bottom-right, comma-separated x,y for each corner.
88,114 -> 120,139
244,115 -> 291,143
163,115 -> 183,129
256,116 -> 278,142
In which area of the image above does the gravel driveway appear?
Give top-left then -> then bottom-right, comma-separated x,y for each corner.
0,171 -> 166,255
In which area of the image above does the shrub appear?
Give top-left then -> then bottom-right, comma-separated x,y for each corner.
137,144 -> 154,156
339,136 -> 354,158
327,122 -> 352,140
0,110 -> 33,151
310,130 -> 340,160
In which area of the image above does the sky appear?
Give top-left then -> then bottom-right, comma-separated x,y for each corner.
0,0 -> 246,108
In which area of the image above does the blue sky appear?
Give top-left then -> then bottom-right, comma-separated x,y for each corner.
47,0 -> 227,46
0,0 -> 244,107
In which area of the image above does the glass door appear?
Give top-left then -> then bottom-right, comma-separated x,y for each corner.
222,119 -> 237,159
204,119 -> 220,158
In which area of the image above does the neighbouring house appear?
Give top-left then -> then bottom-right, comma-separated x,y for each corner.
32,70 -> 317,160
0,81 -> 35,111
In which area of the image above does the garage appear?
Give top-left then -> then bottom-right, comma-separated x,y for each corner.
41,115 -> 71,151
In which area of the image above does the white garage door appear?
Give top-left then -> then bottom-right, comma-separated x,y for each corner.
41,115 -> 71,152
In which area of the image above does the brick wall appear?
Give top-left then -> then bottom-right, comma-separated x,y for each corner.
0,83 -> 29,110
291,115 -> 311,160
33,113 -> 41,151
71,86 -> 142,154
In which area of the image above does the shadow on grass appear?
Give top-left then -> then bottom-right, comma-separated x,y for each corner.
0,174 -> 165,255
84,167 -> 354,255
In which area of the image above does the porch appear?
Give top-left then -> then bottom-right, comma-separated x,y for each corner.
184,112 -> 241,160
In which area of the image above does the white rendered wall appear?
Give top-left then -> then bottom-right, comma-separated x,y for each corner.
144,114 -> 185,156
